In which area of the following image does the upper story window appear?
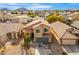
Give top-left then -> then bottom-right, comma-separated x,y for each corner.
36,28 -> 40,33
44,27 -> 48,32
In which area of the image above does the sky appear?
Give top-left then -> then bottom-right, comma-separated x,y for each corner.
0,3 -> 79,10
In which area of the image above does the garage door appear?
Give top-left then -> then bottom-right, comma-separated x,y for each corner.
36,37 -> 49,44
62,40 -> 76,45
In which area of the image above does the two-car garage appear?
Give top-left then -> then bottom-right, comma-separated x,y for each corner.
36,37 -> 49,44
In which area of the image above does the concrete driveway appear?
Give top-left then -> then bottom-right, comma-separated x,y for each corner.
35,44 -> 52,55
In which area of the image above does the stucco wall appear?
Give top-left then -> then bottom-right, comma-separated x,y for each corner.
62,39 -> 76,45
33,25 -> 51,42
0,34 -> 8,44
34,27 -> 43,37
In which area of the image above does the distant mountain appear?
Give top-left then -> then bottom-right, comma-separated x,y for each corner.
0,8 -> 10,11
15,8 -> 28,11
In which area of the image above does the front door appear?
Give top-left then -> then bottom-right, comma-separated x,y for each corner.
77,39 -> 79,44
31,33 -> 34,41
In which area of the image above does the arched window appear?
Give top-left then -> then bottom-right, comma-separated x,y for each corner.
44,27 -> 48,32
36,28 -> 40,33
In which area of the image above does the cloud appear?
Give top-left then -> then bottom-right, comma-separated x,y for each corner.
5,3 -> 18,6
0,4 -> 20,10
28,5 -> 52,10
26,4 -> 53,10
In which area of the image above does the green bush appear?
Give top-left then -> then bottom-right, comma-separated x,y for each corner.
27,11 -> 36,18
46,14 -> 63,23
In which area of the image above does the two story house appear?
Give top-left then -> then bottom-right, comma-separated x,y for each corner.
23,18 -> 52,44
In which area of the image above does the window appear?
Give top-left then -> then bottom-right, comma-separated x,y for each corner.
44,27 -> 48,32
36,28 -> 40,33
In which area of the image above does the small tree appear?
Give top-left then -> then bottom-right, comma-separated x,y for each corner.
23,33 -> 31,49
27,11 -> 36,18
46,13 -> 63,23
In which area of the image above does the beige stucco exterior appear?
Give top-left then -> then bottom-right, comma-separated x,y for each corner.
23,19 -> 52,43
62,39 -> 76,45
33,24 -> 51,42
0,34 -> 8,44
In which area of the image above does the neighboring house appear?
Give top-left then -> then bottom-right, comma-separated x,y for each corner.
0,23 -> 24,44
71,21 -> 79,29
23,19 -> 52,44
16,15 -> 32,24
61,12 -> 73,25
33,16 -> 45,21
50,21 -> 79,45
0,15 -> 19,23
70,21 -> 79,36
35,10 -> 49,18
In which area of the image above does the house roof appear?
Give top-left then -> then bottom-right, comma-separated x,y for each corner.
24,18 -> 49,28
0,23 -> 23,36
51,21 -> 78,39
33,16 -> 42,20
62,31 -> 78,39
33,22 -> 50,29
71,21 -> 79,29
16,15 -> 31,19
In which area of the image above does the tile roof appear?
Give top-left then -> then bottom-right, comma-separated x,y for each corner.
33,22 -> 50,29
51,21 -> 78,39
24,18 -> 49,28
0,23 -> 23,36
62,32 -> 78,39
71,21 -> 79,29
